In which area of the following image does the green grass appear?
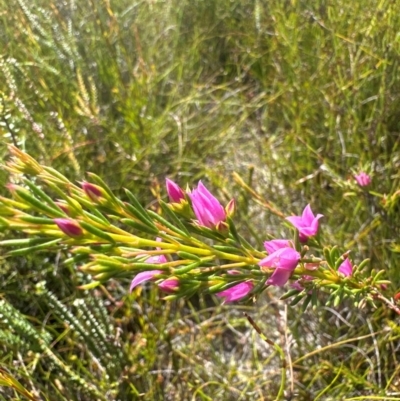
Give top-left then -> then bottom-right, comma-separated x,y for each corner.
1,0 -> 400,399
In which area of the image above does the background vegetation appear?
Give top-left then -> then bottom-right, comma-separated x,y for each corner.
0,0 -> 400,399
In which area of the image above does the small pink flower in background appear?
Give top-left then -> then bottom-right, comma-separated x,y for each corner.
354,172 -> 371,187
166,179 -> 185,203
54,218 -> 83,237
216,281 -> 253,303
259,240 -> 301,286
286,204 -> 323,242
189,181 -> 228,229
338,258 -> 352,277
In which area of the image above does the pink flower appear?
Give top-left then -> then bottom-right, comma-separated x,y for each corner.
338,258 -> 352,277
54,218 -> 83,237
189,181 -> 228,229
166,179 -> 185,203
259,241 -> 301,286
354,172 -> 371,187
216,281 -> 253,303
286,204 -> 323,242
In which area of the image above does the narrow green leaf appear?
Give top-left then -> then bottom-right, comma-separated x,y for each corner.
323,247 -> 333,268
147,210 -> 190,239
0,237 -> 51,247
227,216 -> 241,245
15,189 -> 64,217
280,289 -> 301,300
302,294 -> 313,312
159,200 -> 190,237
19,216 -> 55,225
176,251 -> 201,261
354,258 -> 370,274
173,260 -> 202,275
124,189 -> 154,226
213,245 -> 241,254
208,282 -> 228,294
79,221 -> 115,242
86,172 -> 119,202
78,281 -> 101,290
122,201 -> 154,227
23,179 -> 65,217
83,211 -> 110,227
6,238 -> 62,256
290,294 -> 304,306
42,166 -> 71,183
121,218 -> 159,236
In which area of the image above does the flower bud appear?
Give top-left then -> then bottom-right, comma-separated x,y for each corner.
54,218 -> 83,238
166,179 -> 185,203
189,181 -> 226,229
225,198 -> 236,218
158,278 -> 179,293
55,201 -> 71,215
82,182 -> 103,202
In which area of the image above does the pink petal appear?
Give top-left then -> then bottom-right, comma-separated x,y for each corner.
130,270 -> 162,292
263,239 -> 292,254
286,205 -> 323,239
216,282 -> 253,303
189,181 -> 226,228
267,268 -> 293,286
286,215 -> 305,230
259,248 -> 300,271
302,204 -> 315,225
338,259 -> 352,277
166,179 -> 185,203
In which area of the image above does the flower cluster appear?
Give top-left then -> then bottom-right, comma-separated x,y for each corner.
0,147 -> 392,313
129,181 -> 337,302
